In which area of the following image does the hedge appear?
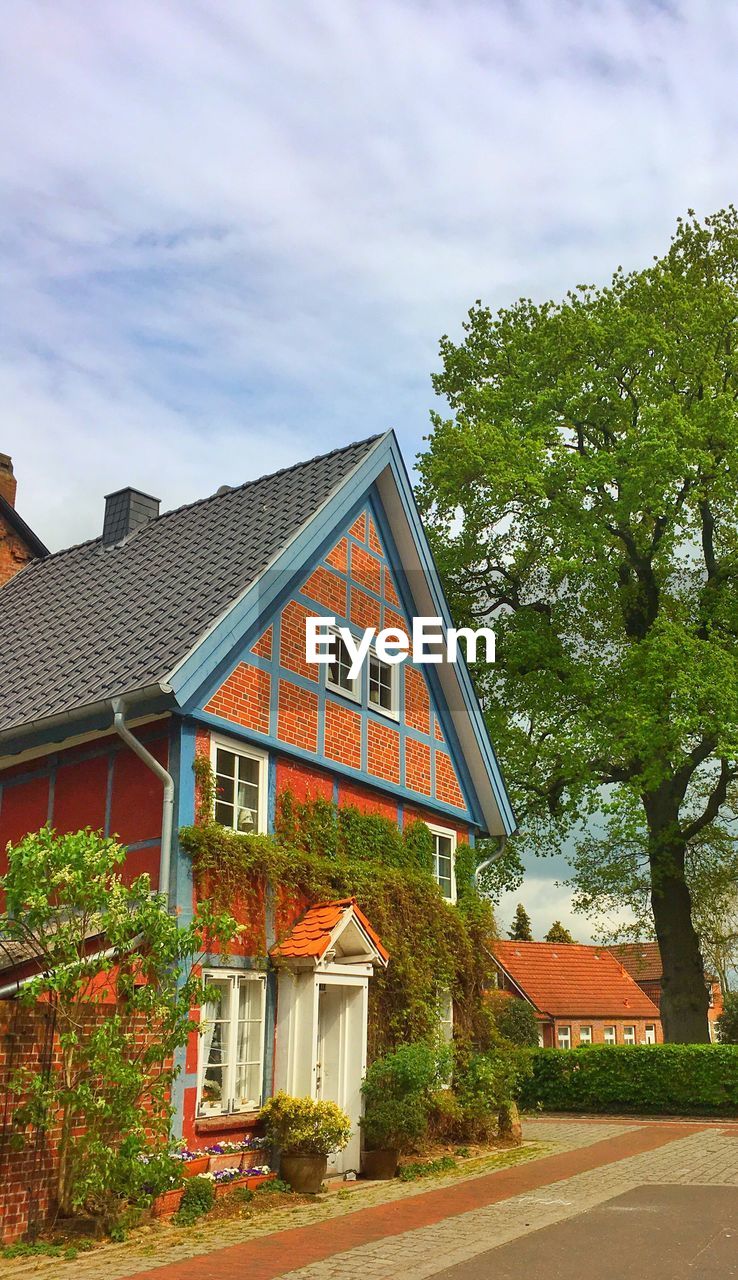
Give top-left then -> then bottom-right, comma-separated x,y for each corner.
519,1045 -> 738,1115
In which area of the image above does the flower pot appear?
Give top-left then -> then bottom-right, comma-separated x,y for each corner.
245,1172 -> 275,1190
152,1187 -> 184,1218
181,1155 -> 210,1178
361,1149 -> 399,1180
209,1151 -> 244,1173
280,1153 -> 328,1194
213,1172 -> 276,1197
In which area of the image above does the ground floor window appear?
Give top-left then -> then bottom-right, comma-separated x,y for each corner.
579,1025 -> 592,1044
644,1024 -> 656,1044
623,1024 -> 636,1045
557,1024 -> 571,1049
198,969 -> 267,1116
604,1025 -> 616,1044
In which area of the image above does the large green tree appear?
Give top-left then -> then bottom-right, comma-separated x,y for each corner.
418,208 -> 738,1042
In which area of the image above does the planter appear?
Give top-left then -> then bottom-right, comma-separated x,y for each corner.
152,1187 -> 184,1218
181,1155 -> 210,1178
208,1151 -> 244,1173
213,1172 -> 276,1198
280,1153 -> 328,1194
361,1148 -> 399,1180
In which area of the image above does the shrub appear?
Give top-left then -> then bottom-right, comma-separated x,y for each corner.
259,1093 -> 352,1156
452,1048 -> 530,1141
520,1045 -> 738,1114
174,1175 -> 214,1226
361,1041 -> 452,1151
716,993 -> 738,1044
488,994 -> 540,1047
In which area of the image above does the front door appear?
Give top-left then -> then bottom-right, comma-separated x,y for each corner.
316,978 -> 365,1174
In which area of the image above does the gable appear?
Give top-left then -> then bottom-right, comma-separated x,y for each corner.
198,494 -> 479,825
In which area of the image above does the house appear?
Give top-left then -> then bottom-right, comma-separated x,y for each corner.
610,942 -> 724,1043
0,454 -> 48,587
0,430 -> 515,1180
492,940 -> 662,1047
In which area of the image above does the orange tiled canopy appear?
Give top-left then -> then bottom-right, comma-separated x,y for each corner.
271,897 -> 389,966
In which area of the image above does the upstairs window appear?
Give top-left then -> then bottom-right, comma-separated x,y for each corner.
213,740 -> 267,834
198,970 -> 267,1116
427,824 -> 457,902
368,652 -> 398,717
326,630 -> 360,700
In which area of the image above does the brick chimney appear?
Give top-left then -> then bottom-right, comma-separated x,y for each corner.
0,454 -> 17,508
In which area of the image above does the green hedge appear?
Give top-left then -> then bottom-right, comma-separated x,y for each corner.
519,1045 -> 738,1114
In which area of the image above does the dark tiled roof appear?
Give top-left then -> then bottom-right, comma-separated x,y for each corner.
0,435 -> 382,735
493,940 -> 660,1019
609,942 -> 663,983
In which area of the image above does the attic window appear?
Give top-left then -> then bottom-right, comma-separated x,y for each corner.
368,651 -> 397,718
327,630 -> 360,701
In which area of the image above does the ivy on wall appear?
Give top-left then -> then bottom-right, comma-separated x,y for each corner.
180,755 -> 500,1058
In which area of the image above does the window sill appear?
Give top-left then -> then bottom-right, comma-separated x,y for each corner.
195,1111 -> 261,1134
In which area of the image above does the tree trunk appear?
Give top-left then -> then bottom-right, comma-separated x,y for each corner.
647,816 -> 710,1043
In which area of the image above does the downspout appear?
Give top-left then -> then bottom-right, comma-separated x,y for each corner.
473,834 -> 507,890
111,697 -> 174,907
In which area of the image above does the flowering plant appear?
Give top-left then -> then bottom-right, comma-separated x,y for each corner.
206,1137 -> 268,1154
202,1164 -> 271,1184
172,1147 -> 208,1162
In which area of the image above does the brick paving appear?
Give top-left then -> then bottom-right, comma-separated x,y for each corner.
2,1118 -> 737,1280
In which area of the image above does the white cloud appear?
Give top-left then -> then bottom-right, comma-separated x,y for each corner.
3,1 -> 738,547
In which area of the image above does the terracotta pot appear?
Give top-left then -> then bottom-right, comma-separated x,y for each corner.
361,1149 -> 399,1180
181,1156 -> 210,1178
208,1151 -> 244,1173
213,1172 -> 276,1198
280,1153 -> 328,1194
152,1187 -> 184,1218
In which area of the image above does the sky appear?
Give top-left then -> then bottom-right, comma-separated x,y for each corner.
3,0 -> 738,940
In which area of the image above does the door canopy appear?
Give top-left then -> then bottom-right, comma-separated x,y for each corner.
271,897 -> 389,971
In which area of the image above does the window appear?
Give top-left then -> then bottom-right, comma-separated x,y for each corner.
427,825 -> 457,901
438,989 -> 454,1044
212,740 -> 267,833
557,1024 -> 572,1050
368,651 -> 398,717
604,1025 -> 617,1044
198,970 -> 267,1116
623,1024 -> 636,1045
644,1024 -> 656,1044
579,1025 -> 592,1045
326,630 -> 360,700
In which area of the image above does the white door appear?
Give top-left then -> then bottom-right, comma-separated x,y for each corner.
316,980 -> 365,1174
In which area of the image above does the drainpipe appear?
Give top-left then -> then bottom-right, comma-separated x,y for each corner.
473,835 -> 507,890
112,697 -> 174,907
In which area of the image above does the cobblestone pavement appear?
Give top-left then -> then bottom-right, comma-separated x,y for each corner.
2,1119 -> 736,1280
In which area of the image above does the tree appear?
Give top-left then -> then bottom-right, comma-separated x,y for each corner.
716,992 -> 738,1043
418,208 -> 738,1042
545,921 -> 575,944
508,903 -> 533,941
493,995 -> 540,1046
0,827 -> 236,1221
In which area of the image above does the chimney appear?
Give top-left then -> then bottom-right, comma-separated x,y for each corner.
102,487 -> 160,546
0,454 -> 17,508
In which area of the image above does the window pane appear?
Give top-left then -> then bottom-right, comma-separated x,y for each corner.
200,979 -> 231,1112
216,774 -> 235,805
328,636 -> 354,691
235,1062 -> 263,1110
216,749 -> 236,778
215,800 -> 234,827
433,833 -> 454,898
238,978 -> 262,1023
369,655 -> 393,711
238,756 -> 260,786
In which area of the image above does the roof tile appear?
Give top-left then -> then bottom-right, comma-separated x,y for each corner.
493,940 -> 660,1019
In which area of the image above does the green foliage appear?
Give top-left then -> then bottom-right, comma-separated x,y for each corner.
398,1155 -> 456,1181
1,1241 -> 80,1260
716,993 -> 738,1043
182,779 -> 500,1057
520,1045 -> 738,1113
418,207 -> 738,1041
544,921 -> 575,944
0,826 -> 237,1221
489,995 -> 540,1047
259,1092 -> 352,1156
508,904 -> 533,941
255,1177 -> 292,1194
361,1041 -> 452,1151
451,1047 -> 531,1141
174,1175 -> 215,1225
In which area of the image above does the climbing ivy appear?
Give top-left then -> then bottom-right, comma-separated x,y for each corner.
182,755 -> 500,1058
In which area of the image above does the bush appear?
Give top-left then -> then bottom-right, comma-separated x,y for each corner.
520,1045 -> 738,1114
716,993 -> 738,1044
259,1093 -> 352,1156
174,1175 -> 214,1225
452,1048 -> 531,1141
488,995 -> 540,1047
361,1041 -> 452,1151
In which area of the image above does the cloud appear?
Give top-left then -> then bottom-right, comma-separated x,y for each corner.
3,1 -> 738,548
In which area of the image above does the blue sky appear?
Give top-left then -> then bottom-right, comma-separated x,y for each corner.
3,0 -> 737,938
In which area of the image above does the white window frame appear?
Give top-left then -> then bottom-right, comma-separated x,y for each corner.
197,969 -> 267,1117
604,1024 -> 617,1045
211,736 -> 268,834
557,1024 -> 572,1050
644,1024 -> 656,1044
426,823 -> 457,903
579,1025 -> 593,1045
623,1024 -> 636,1045
368,649 -> 399,720
325,627 -> 361,703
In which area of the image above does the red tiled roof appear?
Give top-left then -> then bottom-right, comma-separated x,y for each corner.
271,897 -> 389,965
609,942 -> 663,983
493,941 -> 660,1019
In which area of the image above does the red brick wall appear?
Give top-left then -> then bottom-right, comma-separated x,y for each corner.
546,1016 -> 663,1047
0,510 -> 35,587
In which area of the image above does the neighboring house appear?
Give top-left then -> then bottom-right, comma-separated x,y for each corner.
0,454 -> 48,587
0,431 -> 515,1174
610,942 -> 724,1043
492,940 -> 662,1047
